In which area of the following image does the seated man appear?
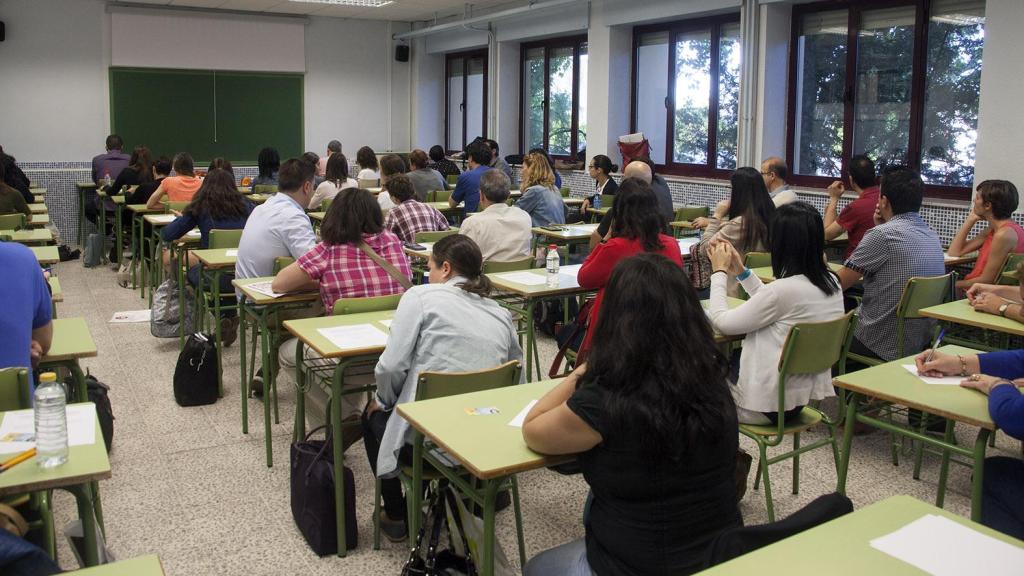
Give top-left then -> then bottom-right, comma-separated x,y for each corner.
590,160 -> 672,249
824,154 -> 880,260
0,242 -> 52,375
761,156 -> 797,207
382,173 -> 450,243
459,169 -> 532,262
449,141 -> 492,218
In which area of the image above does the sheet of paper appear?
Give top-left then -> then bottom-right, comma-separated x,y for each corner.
567,225 -> 597,235
245,281 -> 285,299
109,309 -> 151,323
508,399 -> 538,428
0,404 -> 97,453
149,214 -> 175,224
901,364 -> 963,385
224,249 -> 238,257
378,319 -> 393,329
558,264 -> 582,277
678,237 -> 700,252
494,271 -> 548,286
870,513 -> 1024,576
317,323 -> 388,351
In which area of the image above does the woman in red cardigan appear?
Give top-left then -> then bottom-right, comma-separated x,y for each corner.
577,177 -> 682,359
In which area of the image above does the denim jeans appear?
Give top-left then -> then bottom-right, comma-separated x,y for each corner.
523,538 -> 593,576
982,456 -> 1024,539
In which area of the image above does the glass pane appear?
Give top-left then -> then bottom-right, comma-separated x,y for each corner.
716,23 -> 741,170
465,56 -> 486,144
523,47 -> 546,152
636,32 -> 669,163
921,0 -> 985,186
793,9 -> 848,177
548,46 -> 574,155
673,30 -> 711,165
853,6 -> 916,169
447,59 -> 464,151
577,43 -> 588,155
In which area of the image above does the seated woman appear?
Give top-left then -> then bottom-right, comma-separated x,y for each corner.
146,152 -> 202,209
363,234 -> 522,542
251,147 -> 280,190
522,253 -> 741,576
356,146 -> 381,182
516,152 -> 566,228
428,144 -> 460,179
947,180 -> 1024,292
706,202 -> 844,425
208,157 -> 234,179
915,349 -> 1024,539
308,152 -> 357,210
110,145 -> 153,197
580,154 -> 618,215
406,148 -> 448,201
965,262 -> 1024,322
577,177 -> 682,360
273,188 -> 411,427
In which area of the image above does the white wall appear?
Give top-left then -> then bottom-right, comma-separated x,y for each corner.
411,36 -> 445,150
587,2 -> 633,159
974,0 -> 1024,191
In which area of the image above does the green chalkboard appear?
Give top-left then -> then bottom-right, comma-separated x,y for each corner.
109,67 -> 303,164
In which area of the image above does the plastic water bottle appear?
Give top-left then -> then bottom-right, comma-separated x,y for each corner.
34,372 -> 68,469
546,244 -> 560,288
593,194 -> 602,210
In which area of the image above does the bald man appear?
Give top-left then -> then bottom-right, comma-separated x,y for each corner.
589,159 -> 674,249
761,156 -> 797,207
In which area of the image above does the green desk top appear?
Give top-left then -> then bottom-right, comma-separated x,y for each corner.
41,318 -> 98,363
920,299 -> 1024,337
29,187 -> 47,194
125,204 -> 161,215
426,201 -> 458,213
49,277 -> 63,303
531,223 -> 598,241
670,220 -> 696,230
233,277 -> 319,306
27,214 -> 50,227
0,228 -> 53,244
283,310 -> 394,359
0,404 -> 111,496
696,495 -> 1023,574
586,206 -> 610,216
30,246 -> 59,265
76,182 -> 97,190
143,214 -> 177,226
192,248 -> 237,269
403,241 -> 435,260
29,204 -> 47,214
487,266 -> 591,298
111,196 -> 125,205
944,251 -> 978,267
250,193 -> 273,204
752,262 -> 843,283
65,555 -> 164,575
397,379 -> 572,480
563,197 -> 585,206
833,345 -> 994,429
308,211 -> 325,222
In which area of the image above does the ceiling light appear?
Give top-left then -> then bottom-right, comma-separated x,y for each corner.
288,0 -> 394,6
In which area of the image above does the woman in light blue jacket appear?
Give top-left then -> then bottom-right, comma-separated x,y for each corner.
516,151 -> 566,227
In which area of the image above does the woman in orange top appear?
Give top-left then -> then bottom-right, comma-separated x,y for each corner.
948,180 -> 1024,292
146,152 -> 202,209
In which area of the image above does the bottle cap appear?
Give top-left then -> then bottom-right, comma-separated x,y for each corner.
39,372 -> 57,383
549,244 -> 557,249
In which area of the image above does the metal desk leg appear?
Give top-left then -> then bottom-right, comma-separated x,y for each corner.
481,479 -> 500,576
178,245 -> 187,349
69,362 -> 88,404
293,338 -> 306,443
262,318 -> 274,466
524,299 -> 537,382
936,419 -> 956,508
78,191 -> 86,248
240,302 -> 249,435
330,360 -> 351,557
68,484 -> 99,567
114,204 -> 123,266
970,429 -> 991,522
98,202 -> 107,264
836,392 -> 860,495
211,269 -> 224,398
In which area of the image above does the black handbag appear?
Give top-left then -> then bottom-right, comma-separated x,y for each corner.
401,483 -> 478,576
290,425 -> 358,556
173,333 -> 218,406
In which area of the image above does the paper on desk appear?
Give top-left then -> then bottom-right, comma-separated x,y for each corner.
378,319 -> 393,329
558,264 -> 582,277
901,364 -> 963,385
109,309 -> 151,323
567,225 -> 596,235
317,323 -> 388,350
494,272 -> 547,286
870,513 -> 1024,576
150,214 -> 175,223
225,249 -> 238,257
0,404 -> 97,453
245,281 -> 285,299
508,400 -> 538,428
678,237 -> 700,252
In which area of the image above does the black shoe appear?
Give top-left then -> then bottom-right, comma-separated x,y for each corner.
379,511 -> 408,543
58,245 -> 80,262
220,316 -> 240,347
735,450 -> 752,502
250,368 -> 264,398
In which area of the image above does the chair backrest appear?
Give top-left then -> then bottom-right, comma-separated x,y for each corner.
165,201 -> 189,213
358,178 -> 380,189
894,273 -> 951,357
744,251 -> 772,269
209,229 -> 243,249
273,256 -> 295,275
0,368 -> 31,412
997,253 -> 1024,286
560,187 -> 571,198
433,190 -> 453,203
446,174 -> 458,185
253,184 -> 279,194
599,194 -> 615,208
0,213 -> 26,231
319,197 -> 333,213
778,311 -> 856,377
415,360 -> 521,402
483,256 -> 535,274
331,293 -> 403,316
675,205 -> 709,222
415,229 -> 457,243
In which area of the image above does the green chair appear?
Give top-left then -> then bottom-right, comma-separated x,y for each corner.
358,178 -> 380,189
743,251 -> 772,269
209,229 -> 243,249
744,311 -> 856,522
253,184 -> 279,194
599,194 -> 615,208
165,201 -> 188,213
373,360 -> 525,562
674,206 -> 709,221
483,256 -> 534,274
0,213 -> 27,231
432,190 -> 453,203
996,252 -> 1024,286
446,174 -> 458,186
320,198 -> 333,213
332,293 -> 402,316
560,187 -> 571,198
414,229 -> 458,243
273,257 -> 295,275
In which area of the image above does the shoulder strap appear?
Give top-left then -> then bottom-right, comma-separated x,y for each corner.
358,242 -> 413,290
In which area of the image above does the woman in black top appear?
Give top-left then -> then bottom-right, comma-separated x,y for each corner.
428,145 -> 461,178
580,154 -> 618,216
110,145 -> 153,195
523,253 -> 741,576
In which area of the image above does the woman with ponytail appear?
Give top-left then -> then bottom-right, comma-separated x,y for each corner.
362,234 -> 523,541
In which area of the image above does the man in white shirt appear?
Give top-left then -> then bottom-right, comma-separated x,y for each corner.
459,170 -> 533,262
761,157 -> 797,207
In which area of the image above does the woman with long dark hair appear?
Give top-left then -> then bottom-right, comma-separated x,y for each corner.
356,146 -> 380,181
576,177 -> 682,359
706,201 -> 843,424
581,154 -> 618,214
523,253 -> 740,576
110,145 -> 153,195
252,147 -> 281,188
309,152 -> 357,210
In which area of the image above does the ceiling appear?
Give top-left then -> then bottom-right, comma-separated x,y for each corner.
121,0 -> 530,22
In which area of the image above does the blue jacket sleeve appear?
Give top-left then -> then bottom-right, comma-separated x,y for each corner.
161,213 -> 197,242
989,384 -> 1024,440
451,174 -> 468,202
978,349 -> 1024,380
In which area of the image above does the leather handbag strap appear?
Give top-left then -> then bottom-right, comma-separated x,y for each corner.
0,502 -> 29,537
358,242 -> 414,290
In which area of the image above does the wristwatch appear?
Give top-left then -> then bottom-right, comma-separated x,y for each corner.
999,303 -> 1011,317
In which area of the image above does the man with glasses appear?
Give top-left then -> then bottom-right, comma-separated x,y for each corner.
761,156 -> 797,207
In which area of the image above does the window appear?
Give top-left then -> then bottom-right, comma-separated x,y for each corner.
446,51 -> 488,153
789,0 -> 985,197
520,36 -> 588,159
632,16 -> 741,177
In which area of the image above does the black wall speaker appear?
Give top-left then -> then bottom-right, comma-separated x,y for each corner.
0,21 -> 6,43
395,44 -> 409,62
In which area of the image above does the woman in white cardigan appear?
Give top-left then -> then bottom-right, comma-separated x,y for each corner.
706,201 -> 844,425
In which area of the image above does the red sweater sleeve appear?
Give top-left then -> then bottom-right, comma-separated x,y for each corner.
578,239 -> 629,290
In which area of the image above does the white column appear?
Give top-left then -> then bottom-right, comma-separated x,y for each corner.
494,39 -> 521,153
586,0 -> 632,161
753,2 -> 791,164
410,36 -> 444,149
974,0 -> 1024,190
737,0 -> 761,167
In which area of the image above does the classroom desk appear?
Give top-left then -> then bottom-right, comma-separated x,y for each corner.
562,197 -> 585,208
670,220 -> 697,238
31,246 -> 60,265
95,190 -> 122,264
0,404 -> 110,567
76,182 -> 97,247
249,193 -> 273,204
0,228 -> 53,245
283,310 -> 394,555
111,196 -> 126,266
143,213 -> 178,305
168,229 -> 202,348
39,318 -> 98,403
30,186 -> 47,195
192,248 -> 238,399
402,241 -> 435,260
920,298 -> 1024,337
233,277 -> 318,465
308,211 -> 325,224
426,200 -> 459,215
752,262 -> 844,283
695,495 -> 1024,575
125,204 -> 162,297
834,345 -> 992,521
585,206 -> 610,217
29,203 -> 48,214
398,379 -> 572,575
27,214 -> 50,228
530,223 -> 598,258
50,276 -> 62,316
944,252 -> 978,267
66,554 -> 165,575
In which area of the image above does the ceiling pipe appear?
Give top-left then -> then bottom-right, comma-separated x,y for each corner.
393,0 -> 584,40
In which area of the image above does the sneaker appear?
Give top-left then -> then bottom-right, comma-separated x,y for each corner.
220,316 -> 240,347
379,511 -> 408,543
250,369 -> 264,398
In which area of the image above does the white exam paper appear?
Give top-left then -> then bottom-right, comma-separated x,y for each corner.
0,404 -> 97,453
567,225 -> 597,235
378,319 -> 393,329
507,400 -> 538,428
109,309 -> 152,323
495,272 -> 548,286
901,364 -> 963,385
317,324 -> 388,351
150,214 -> 175,223
225,249 -> 238,257
245,281 -> 285,299
678,237 -> 700,252
558,264 -> 583,277
870,513 -> 1024,576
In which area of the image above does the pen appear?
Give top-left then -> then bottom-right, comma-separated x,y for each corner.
925,328 -> 946,364
0,448 -> 37,472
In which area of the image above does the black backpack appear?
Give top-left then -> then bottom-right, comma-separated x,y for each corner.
173,333 -> 218,407
63,371 -> 114,453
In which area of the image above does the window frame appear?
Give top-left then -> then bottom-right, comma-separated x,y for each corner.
786,0 -> 980,200
630,13 -> 742,178
518,35 -> 588,160
444,49 -> 489,154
